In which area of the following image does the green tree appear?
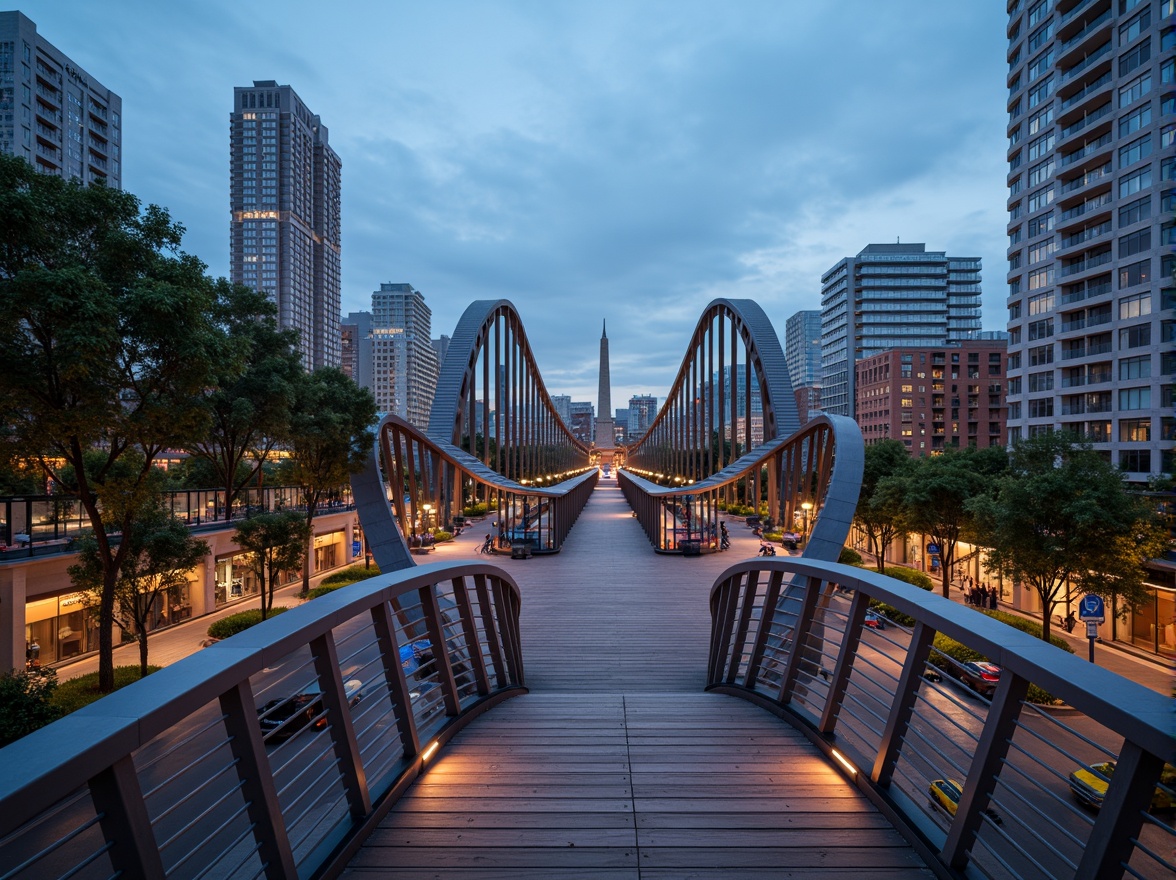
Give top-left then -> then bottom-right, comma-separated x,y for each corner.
969,432 -> 1168,642
70,492 -> 208,677
854,440 -> 911,573
233,511 -> 309,620
0,155 -> 246,692
894,445 -> 1008,597
0,668 -> 62,746
186,292 -> 302,511
279,369 -> 376,594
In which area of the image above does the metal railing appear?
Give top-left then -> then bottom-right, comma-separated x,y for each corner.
707,557 -> 1174,880
619,414 -> 861,562
0,561 -> 526,880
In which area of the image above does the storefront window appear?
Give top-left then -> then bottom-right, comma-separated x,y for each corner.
215,552 -> 262,607
1133,587 -> 1176,657
25,593 -> 98,667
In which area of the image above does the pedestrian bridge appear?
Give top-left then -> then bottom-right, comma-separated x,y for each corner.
0,300 -> 1170,879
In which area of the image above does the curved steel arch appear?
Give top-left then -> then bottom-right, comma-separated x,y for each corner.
427,299 -> 589,465
626,298 -> 800,473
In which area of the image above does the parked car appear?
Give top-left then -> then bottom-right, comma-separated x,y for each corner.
1068,761 -> 1176,811
863,610 -> 886,630
928,778 -> 1002,825
959,661 -> 1001,697
257,677 -> 364,741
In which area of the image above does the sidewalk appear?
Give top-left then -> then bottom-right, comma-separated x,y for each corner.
858,552 -> 1173,696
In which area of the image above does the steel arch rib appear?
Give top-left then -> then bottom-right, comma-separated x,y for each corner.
627,298 -> 800,454
427,298 -> 588,452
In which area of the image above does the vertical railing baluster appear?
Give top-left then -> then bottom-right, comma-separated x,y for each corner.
418,584 -> 461,716
219,681 -> 299,880
309,633 -> 371,818
743,569 -> 784,688
451,575 -> 490,696
1074,741 -> 1166,880
872,621 -> 936,787
708,574 -> 740,683
370,599 -> 421,758
817,587 -> 869,734
87,755 -> 166,880
777,574 -> 823,705
942,671 -> 1030,870
473,573 -> 507,688
727,570 -> 761,685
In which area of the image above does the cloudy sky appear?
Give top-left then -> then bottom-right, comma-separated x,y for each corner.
29,1 -> 1011,406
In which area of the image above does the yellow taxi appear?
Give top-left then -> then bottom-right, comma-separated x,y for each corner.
928,778 -> 1003,825
1068,761 -> 1176,811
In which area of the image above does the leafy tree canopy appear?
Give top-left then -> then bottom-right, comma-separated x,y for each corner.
968,431 -> 1168,641
0,155 -> 250,691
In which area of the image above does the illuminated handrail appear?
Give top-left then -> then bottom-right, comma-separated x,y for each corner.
707,557 -> 1173,879
0,561 -> 526,880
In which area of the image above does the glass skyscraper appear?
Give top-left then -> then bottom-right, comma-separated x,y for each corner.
230,81 -> 342,370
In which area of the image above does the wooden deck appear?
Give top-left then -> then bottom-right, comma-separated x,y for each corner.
345,481 -> 932,878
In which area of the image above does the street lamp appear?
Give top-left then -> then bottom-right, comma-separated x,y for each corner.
800,501 -> 813,543
422,503 -> 433,534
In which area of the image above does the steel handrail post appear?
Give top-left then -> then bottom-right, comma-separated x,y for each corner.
309,632 -> 372,818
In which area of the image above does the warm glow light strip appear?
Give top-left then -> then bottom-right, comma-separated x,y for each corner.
830,748 -> 857,778
421,741 -> 440,762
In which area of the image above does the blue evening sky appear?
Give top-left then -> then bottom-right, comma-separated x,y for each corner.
23,1 -> 1010,406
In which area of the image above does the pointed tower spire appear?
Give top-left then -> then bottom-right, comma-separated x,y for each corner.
594,318 -> 615,450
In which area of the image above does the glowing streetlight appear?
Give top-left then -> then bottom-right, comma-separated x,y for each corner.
800,501 -> 813,543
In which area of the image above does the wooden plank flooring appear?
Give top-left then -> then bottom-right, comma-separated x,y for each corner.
345,482 -> 932,878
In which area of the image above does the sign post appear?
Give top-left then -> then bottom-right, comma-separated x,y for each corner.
1078,594 -> 1105,663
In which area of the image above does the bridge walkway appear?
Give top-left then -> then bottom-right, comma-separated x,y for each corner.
345,480 -> 932,878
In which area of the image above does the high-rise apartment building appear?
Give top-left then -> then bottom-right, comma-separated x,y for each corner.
230,80 -> 341,371
627,395 -> 659,440
0,12 -> 121,187
820,243 -> 983,417
568,401 -> 595,445
369,283 -> 439,429
340,310 -> 374,388
1004,0 -> 1173,481
550,394 -> 572,428
785,310 -> 823,423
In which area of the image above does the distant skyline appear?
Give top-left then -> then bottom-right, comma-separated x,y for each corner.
21,1 -> 1011,404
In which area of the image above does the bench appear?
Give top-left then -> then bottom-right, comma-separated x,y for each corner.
510,543 -> 532,560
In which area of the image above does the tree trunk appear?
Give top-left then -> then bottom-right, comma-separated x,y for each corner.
301,501 -> 316,597
139,631 -> 149,679
99,569 -> 117,693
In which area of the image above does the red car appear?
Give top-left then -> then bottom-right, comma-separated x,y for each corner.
959,661 -> 1001,697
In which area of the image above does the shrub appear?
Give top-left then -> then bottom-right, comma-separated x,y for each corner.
839,546 -> 863,566
869,567 -> 934,627
306,584 -> 342,600
207,607 -> 287,640
51,666 -> 160,716
0,668 -> 63,746
762,530 -> 783,542
883,566 -> 934,591
462,503 -> 489,517
432,529 -> 453,542
321,564 -> 377,586
980,609 -> 1075,653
